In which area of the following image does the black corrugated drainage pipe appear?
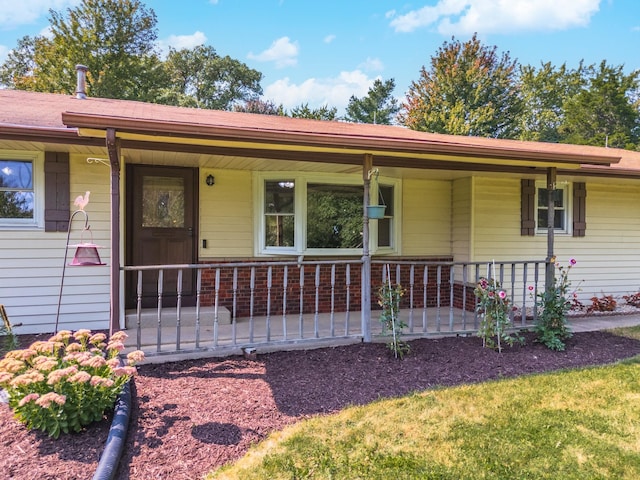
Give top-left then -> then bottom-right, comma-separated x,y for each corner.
92,379 -> 132,480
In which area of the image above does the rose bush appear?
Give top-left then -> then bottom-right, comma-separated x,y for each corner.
474,277 -> 523,352
534,258 -> 576,351
0,329 -> 144,438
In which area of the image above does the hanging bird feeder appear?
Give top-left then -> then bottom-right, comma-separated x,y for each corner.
67,226 -> 105,266
68,242 -> 105,266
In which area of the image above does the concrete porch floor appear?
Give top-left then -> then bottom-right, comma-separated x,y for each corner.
122,307 -> 640,364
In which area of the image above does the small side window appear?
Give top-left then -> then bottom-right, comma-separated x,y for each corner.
0,159 -> 35,223
536,183 -> 570,234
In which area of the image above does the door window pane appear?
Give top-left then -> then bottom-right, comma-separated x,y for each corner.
0,160 -> 34,219
307,183 -> 363,249
142,176 -> 185,228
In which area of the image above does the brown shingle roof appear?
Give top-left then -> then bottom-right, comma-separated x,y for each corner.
2,89 -> 640,171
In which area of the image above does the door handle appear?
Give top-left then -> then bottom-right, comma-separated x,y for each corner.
187,227 -> 193,237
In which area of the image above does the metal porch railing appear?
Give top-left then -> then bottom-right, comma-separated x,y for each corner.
122,258 -> 545,356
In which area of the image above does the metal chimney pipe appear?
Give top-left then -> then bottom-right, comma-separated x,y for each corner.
75,64 -> 88,99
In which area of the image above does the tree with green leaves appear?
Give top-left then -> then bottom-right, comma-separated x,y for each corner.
516,62 -> 586,143
0,0 -> 264,110
160,45 -> 263,110
287,103 -> 338,121
0,36 -> 40,90
0,0 -> 165,100
559,61 -> 640,149
344,78 -> 400,125
401,34 -> 522,138
233,99 -> 284,115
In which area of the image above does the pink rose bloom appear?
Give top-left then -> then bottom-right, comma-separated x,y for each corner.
498,290 -> 507,299
570,258 -> 577,265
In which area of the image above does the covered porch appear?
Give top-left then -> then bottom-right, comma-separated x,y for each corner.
121,257 -> 546,358
58,110 -> 624,351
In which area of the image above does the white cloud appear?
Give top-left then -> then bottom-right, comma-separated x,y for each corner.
359,57 -> 384,72
388,0 -> 601,35
264,70 -> 377,113
157,31 -> 208,57
0,0 -> 80,27
247,36 -> 299,68
324,34 -> 336,44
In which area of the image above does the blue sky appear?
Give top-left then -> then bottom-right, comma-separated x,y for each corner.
0,0 -> 638,114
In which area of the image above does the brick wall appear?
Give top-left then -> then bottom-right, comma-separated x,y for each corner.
199,257 -> 455,318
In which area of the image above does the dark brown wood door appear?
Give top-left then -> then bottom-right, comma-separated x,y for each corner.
126,165 -> 198,308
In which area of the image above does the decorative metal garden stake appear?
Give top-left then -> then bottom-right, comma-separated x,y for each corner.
55,203 -> 106,333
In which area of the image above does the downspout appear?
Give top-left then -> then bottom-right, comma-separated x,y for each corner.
361,154 -> 373,342
545,167 -> 557,292
106,128 -> 121,335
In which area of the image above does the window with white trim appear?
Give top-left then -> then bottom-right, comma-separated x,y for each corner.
535,182 -> 570,234
257,173 -> 398,255
0,153 -> 43,228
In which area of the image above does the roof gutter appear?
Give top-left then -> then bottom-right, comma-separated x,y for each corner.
61,112 -> 620,167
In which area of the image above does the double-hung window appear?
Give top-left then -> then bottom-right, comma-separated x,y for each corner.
0,153 -> 43,228
258,173 -> 398,255
536,182 -> 570,234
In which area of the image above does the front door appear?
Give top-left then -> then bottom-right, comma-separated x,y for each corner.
126,165 -> 198,308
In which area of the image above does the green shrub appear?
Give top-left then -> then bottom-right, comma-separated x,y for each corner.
474,277 -> 523,352
534,258 -> 574,350
0,323 -> 19,356
0,329 -> 144,438
377,283 -> 410,359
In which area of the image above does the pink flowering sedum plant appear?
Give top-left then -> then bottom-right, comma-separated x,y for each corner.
0,329 -> 144,438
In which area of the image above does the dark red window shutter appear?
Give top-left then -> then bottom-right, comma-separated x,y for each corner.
521,179 -> 535,236
573,182 -> 586,237
44,151 -> 70,232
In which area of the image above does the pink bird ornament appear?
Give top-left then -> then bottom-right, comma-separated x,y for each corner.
74,191 -> 90,210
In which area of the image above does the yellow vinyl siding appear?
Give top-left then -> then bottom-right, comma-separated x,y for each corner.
471,177 -> 640,302
0,153 -> 111,333
452,177 -> 472,262
199,169 -> 253,257
557,183 -> 640,300
473,177 -> 545,260
401,179 -> 452,256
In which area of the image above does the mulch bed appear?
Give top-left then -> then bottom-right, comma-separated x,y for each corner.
2,331 -> 640,479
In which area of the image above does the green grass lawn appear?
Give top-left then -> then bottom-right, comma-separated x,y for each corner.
207,328 -> 640,480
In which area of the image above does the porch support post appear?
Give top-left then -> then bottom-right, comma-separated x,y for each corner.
545,167 -> 557,292
106,128 -> 121,336
361,153 -> 373,342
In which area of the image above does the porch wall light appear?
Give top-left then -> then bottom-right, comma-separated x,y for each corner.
206,174 -> 215,186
